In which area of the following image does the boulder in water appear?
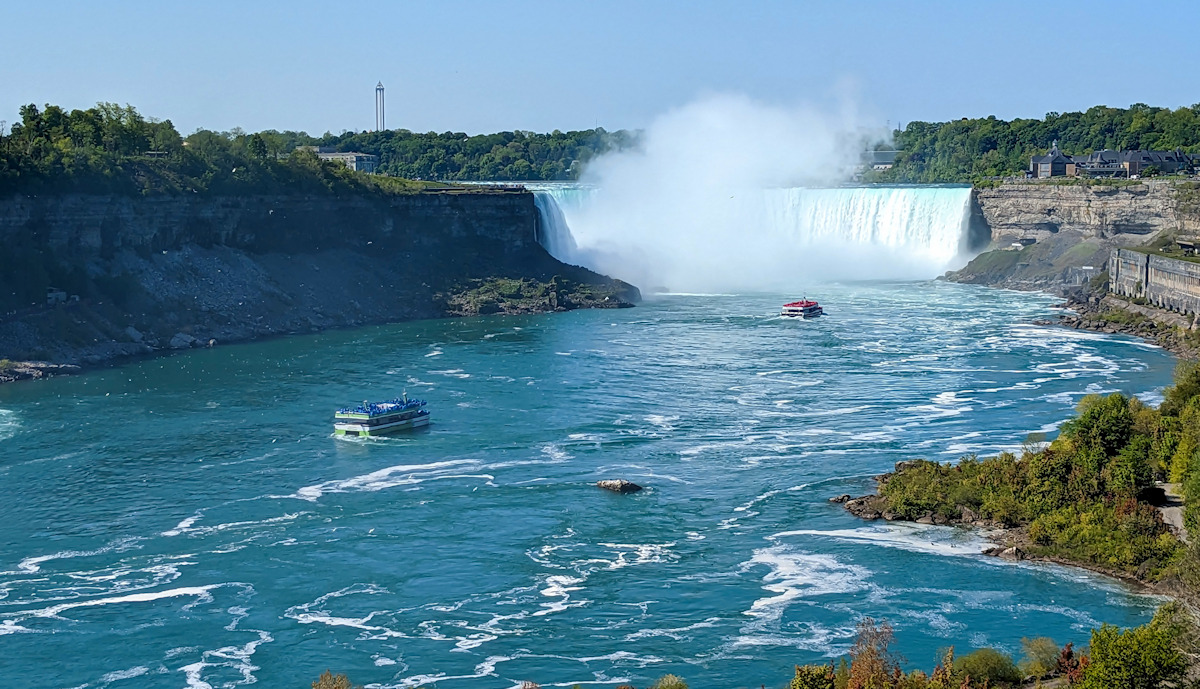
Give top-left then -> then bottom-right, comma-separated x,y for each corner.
597,479 -> 643,494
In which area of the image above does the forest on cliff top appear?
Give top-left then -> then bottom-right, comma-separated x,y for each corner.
3,101 -> 1200,192
874,103 -> 1200,183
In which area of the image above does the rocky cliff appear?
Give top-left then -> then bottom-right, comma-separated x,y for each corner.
0,191 -> 638,369
946,180 -> 1200,292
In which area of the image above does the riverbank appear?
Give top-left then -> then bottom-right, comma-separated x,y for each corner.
1053,293 -> 1200,359
0,190 -> 638,384
838,483 -> 1173,593
946,180 -> 1200,294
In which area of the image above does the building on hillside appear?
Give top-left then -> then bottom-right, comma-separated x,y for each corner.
1120,148 -> 1192,176
296,146 -> 379,174
1031,144 -> 1197,178
867,150 -> 898,170
1029,142 -> 1074,178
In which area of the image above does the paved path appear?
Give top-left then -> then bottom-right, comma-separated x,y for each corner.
1160,482 -> 1189,544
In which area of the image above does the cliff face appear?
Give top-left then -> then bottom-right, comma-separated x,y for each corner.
947,181 -> 1200,293
0,191 -> 638,367
974,181 -> 1200,242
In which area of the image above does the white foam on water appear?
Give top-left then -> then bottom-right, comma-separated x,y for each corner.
624,617 -> 721,641
373,657 -> 400,667
744,547 -> 871,600
535,574 -> 587,616
430,368 -> 470,379
283,585 -> 418,641
796,405 -> 874,418
1137,388 -> 1166,407
162,516 -> 201,537
17,536 -> 144,574
0,409 -> 17,441
292,459 -> 486,501
380,655 -> 513,689
541,444 -> 572,462
778,525 -> 992,558
98,666 -> 149,683
5,584 -> 227,623
645,414 -> 680,431
425,349 -> 443,357
165,513 -> 306,538
179,629 -> 272,689
596,542 -> 679,571
0,620 -> 32,635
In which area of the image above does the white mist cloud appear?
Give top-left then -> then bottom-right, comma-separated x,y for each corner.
552,93 -> 973,293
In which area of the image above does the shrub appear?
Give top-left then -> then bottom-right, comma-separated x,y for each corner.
650,675 -> 687,689
789,664 -> 835,689
312,671 -> 357,689
1019,636 -> 1060,678
954,648 -> 1022,686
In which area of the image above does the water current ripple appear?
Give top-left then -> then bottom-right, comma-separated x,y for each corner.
0,284 -> 1174,688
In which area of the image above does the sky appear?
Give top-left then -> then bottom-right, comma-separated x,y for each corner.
3,0 -> 1199,136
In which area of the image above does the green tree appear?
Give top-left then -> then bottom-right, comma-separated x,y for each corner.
1081,620 -> 1184,689
790,664 -> 836,689
247,133 -> 268,160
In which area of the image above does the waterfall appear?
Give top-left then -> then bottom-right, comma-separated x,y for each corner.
531,187 -> 582,263
530,183 -> 978,290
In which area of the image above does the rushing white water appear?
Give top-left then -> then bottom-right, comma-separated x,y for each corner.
531,184 -> 977,291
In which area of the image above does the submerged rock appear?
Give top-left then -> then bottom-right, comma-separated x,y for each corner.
597,479 -> 643,494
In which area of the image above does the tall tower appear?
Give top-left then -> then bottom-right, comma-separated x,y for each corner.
375,82 -> 385,132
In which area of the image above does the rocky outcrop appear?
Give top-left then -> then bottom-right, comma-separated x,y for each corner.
0,361 -> 80,384
0,191 -> 639,371
597,479 -> 644,494
946,181 -> 1200,293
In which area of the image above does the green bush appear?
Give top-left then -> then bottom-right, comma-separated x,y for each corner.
789,664 -> 834,689
312,671 -> 357,689
954,648 -> 1022,686
650,675 -> 687,689
1018,636 -> 1060,678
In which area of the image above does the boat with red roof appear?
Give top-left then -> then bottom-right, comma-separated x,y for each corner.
781,299 -> 824,318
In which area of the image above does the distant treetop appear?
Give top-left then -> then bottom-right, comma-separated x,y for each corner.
868,103 -> 1200,183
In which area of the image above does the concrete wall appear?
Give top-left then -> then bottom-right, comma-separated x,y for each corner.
1109,248 -> 1200,315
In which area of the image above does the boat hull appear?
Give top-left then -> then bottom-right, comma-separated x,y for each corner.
335,414 -> 431,437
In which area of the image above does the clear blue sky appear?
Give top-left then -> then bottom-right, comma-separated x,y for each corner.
3,0 -> 1198,136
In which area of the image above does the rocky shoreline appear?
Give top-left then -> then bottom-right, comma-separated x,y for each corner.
834,462 -> 1173,592
0,361 -> 81,384
0,273 -> 635,387
1048,293 -> 1200,359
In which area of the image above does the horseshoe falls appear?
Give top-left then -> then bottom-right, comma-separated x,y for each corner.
531,184 -> 980,291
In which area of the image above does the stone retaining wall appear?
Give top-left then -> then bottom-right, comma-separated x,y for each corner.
1109,248 -> 1200,315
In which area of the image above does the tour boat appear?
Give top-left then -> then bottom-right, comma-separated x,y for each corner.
334,394 -> 430,437
781,300 -> 824,318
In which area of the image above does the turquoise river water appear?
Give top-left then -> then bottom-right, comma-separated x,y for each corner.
0,284 -> 1179,688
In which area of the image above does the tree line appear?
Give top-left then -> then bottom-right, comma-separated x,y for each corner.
869,103 -> 1200,183
0,103 -> 441,196
0,102 -> 637,195
317,127 -> 638,181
